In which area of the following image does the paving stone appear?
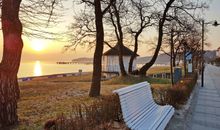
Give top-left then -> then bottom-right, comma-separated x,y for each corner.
191,124 -> 219,130
187,65 -> 220,130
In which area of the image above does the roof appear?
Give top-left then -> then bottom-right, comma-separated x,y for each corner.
103,44 -> 139,56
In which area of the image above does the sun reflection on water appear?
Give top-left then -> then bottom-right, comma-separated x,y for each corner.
34,61 -> 42,76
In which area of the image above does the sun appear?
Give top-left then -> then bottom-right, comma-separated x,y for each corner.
31,39 -> 45,51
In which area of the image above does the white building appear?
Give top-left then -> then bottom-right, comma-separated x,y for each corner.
217,47 -> 220,57
102,45 -> 139,74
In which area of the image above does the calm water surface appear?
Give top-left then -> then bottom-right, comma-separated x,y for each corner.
18,61 -> 93,78
18,61 -> 168,78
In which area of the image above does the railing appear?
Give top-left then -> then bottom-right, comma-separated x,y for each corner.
18,72 -> 90,82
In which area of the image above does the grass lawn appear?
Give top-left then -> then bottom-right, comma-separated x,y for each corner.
146,66 -> 170,74
16,73 -> 170,130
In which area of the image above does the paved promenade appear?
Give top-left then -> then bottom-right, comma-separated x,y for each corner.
187,64 -> 220,130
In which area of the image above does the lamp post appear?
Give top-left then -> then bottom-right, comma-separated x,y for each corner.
201,20 -> 220,87
201,20 -> 204,87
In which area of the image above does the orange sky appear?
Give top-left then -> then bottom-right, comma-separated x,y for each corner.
0,0 -> 220,63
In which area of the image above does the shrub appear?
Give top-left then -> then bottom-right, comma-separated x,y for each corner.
152,73 -> 198,109
44,73 -> 198,129
211,57 -> 220,66
104,75 -> 170,85
44,95 -> 125,130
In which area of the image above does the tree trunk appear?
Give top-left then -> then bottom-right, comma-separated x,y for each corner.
128,41 -> 137,73
170,29 -> 174,85
192,54 -> 194,73
0,0 -> 23,127
113,4 -> 127,76
138,0 -> 175,76
118,43 -> 127,76
183,49 -> 187,76
89,0 -> 104,97
170,56 -> 174,85
173,54 -> 176,67
129,32 -> 140,74
195,53 -> 198,70
138,21 -> 163,76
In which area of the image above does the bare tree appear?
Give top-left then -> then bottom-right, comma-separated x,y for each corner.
138,0 -> 207,76
65,0 -> 115,97
138,0 -> 175,76
107,0 -> 128,76
182,28 -> 202,75
163,25 -> 188,84
161,16 -> 202,83
0,0 -> 63,127
74,0 -> 115,97
127,0 -> 154,73
65,8 -> 96,51
90,0 -> 114,97
0,0 -> 23,127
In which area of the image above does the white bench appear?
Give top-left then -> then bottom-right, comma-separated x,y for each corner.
113,81 -> 174,130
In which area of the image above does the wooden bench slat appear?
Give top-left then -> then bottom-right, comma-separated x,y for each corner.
136,106 -> 171,129
123,101 -> 156,124
113,81 -> 174,130
154,107 -> 174,130
117,83 -> 151,97
121,99 -> 153,115
119,90 -> 153,107
120,92 -> 155,121
150,106 -> 174,130
113,82 -> 149,95
119,87 -> 153,101
127,104 -> 158,128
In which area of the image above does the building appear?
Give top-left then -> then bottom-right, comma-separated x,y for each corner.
217,47 -> 220,57
102,45 -> 139,74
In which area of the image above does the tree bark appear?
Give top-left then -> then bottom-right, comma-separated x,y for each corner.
0,0 -> 23,127
173,54 -> 176,67
128,36 -> 138,73
118,43 -> 127,76
89,0 -> 104,97
183,48 -> 187,76
138,0 -> 175,76
192,54 -> 194,73
170,29 -> 174,85
129,31 -> 141,73
113,4 -> 127,76
128,0 -> 151,74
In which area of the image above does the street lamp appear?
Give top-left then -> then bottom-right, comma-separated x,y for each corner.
213,20 -> 220,27
201,20 -> 220,87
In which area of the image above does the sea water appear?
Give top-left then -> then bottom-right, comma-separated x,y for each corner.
18,61 -> 93,78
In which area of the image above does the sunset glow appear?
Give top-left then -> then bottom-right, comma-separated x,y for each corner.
34,61 -> 42,76
31,39 -> 45,51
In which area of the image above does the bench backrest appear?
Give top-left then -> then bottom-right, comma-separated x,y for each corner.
113,81 -> 156,128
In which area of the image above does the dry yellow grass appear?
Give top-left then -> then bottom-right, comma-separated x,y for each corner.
17,75 -> 126,129
16,73 -> 169,129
